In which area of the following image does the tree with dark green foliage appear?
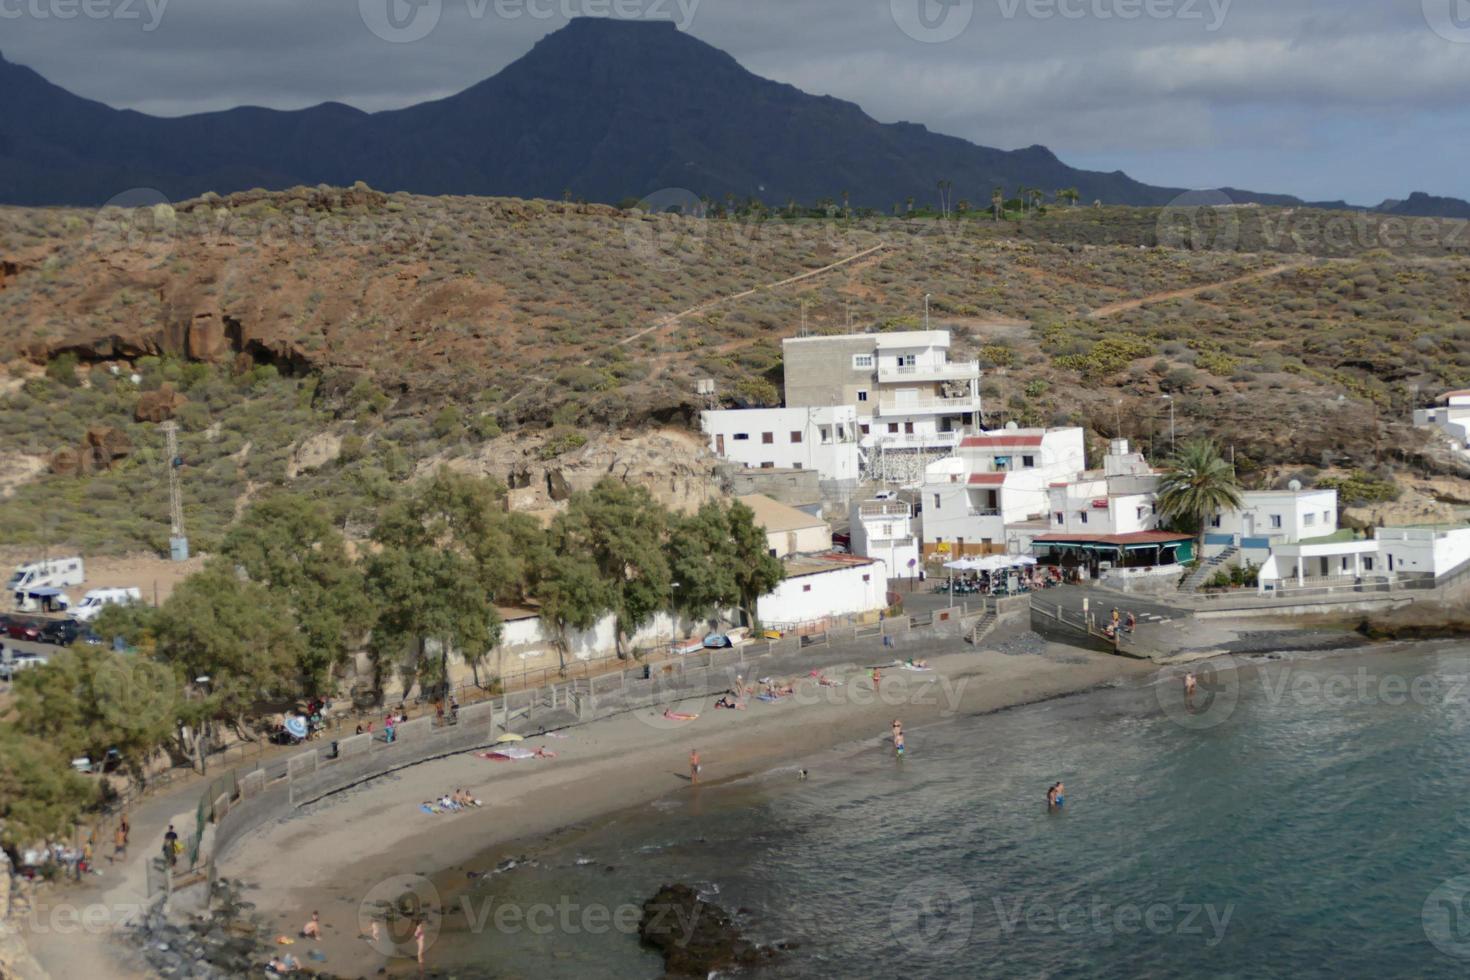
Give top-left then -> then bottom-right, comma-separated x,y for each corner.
12,645 -> 181,781
546,478 -> 671,657
221,495 -> 370,695
534,551 -> 618,673
153,561 -> 308,731
668,501 -> 741,621
366,471 -> 526,692
0,729 -> 96,852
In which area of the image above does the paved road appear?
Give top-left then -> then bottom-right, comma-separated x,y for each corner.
1040,584 -> 1188,627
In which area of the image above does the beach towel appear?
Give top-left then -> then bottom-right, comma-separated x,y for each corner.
901,665 -> 935,673
757,693 -> 784,702
663,710 -> 699,721
420,803 -> 438,815
481,747 -> 538,762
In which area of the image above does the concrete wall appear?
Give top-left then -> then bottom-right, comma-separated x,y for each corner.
722,466 -> 822,507
758,560 -> 890,628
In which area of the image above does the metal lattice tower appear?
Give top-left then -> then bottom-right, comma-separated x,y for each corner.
162,421 -> 189,559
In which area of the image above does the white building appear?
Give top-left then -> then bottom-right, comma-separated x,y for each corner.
756,553 -> 890,630
1204,488 -> 1339,567
1043,439 -> 1161,540
919,428 -> 1087,559
1258,525 -> 1470,591
701,406 -> 860,481
849,493 -> 921,580
702,329 -> 981,486
736,493 -> 832,558
1414,389 -> 1470,456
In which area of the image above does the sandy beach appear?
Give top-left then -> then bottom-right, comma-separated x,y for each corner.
220,637 -> 1160,976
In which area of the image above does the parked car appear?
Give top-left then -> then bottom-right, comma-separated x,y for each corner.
5,617 -> 43,642
0,651 -> 48,681
71,749 -> 122,774
39,619 -> 81,645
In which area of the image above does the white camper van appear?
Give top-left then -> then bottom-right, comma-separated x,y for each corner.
70,587 -> 143,622
8,557 -> 84,610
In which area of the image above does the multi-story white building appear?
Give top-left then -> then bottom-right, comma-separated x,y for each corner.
849,493 -> 921,580
701,329 -> 981,486
701,406 -> 861,481
919,427 -> 1087,558
1043,439 -> 1161,539
1203,487 -> 1339,567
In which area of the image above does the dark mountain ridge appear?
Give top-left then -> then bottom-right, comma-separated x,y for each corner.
1,19 -> 1465,216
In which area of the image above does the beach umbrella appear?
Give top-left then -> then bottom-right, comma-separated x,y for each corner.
284,715 -> 308,740
494,733 -> 525,744
1010,556 -> 1038,566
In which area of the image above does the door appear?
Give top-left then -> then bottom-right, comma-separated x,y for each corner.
716,434 -> 725,454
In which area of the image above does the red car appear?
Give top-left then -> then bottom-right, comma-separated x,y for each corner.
5,618 -> 43,642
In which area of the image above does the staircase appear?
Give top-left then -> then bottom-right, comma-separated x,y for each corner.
966,610 -> 998,646
1180,545 -> 1239,592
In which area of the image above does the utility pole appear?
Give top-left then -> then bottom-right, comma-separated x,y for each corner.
924,293 -> 931,330
162,421 -> 189,561
1161,395 -> 1176,453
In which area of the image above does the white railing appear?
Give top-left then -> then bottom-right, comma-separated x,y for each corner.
878,361 -> 981,383
876,394 -> 981,415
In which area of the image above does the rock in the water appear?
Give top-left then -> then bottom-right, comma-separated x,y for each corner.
639,883 -> 777,977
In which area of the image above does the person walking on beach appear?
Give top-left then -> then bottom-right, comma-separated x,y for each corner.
690,748 -> 701,784
113,823 -> 127,862
413,918 -> 426,966
871,667 -> 882,693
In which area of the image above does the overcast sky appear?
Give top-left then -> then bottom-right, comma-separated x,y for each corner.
4,0 -> 1468,204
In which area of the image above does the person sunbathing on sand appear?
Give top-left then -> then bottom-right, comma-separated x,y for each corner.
301,911 -> 321,939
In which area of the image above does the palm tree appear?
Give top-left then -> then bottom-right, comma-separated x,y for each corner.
1058,187 -> 1080,208
1156,440 -> 1243,562
1030,188 -> 1044,212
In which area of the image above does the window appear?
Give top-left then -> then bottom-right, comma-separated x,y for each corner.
933,494 -> 941,509
769,548 -> 778,557
760,462 -> 775,469
789,431 -> 802,444
1270,514 -> 1283,529
733,433 -> 749,441
862,574 -> 871,583
1137,507 -> 1148,520
857,390 -> 869,402
802,583 -> 812,593
1324,511 -> 1333,524
904,421 -> 915,434
888,423 -> 899,434
860,424 -> 870,435
1364,556 -> 1374,571
793,463 -> 802,470
882,524 -> 893,537
1210,515 -> 1222,529
1022,455 -> 1036,468
1055,513 -> 1064,525
853,354 -> 874,369
898,354 -> 916,367
1303,513 -> 1316,527
1078,512 -> 1088,524
762,432 -> 774,444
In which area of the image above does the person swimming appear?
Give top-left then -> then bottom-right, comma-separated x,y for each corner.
1047,782 -> 1065,808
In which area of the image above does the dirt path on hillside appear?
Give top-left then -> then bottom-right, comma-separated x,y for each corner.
615,243 -> 891,377
1086,261 -> 1306,319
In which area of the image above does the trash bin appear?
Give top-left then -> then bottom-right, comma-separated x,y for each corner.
642,665 -> 652,680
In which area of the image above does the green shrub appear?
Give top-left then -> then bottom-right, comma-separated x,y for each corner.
45,353 -> 81,387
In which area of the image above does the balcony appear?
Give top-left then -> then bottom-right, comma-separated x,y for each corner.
860,430 -> 963,450
875,393 -> 982,417
877,360 -> 981,384
859,501 -> 911,519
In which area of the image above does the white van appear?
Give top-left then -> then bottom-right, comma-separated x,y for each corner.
7,557 -> 85,594
69,587 -> 143,622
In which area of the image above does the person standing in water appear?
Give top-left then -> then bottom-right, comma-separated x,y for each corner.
1184,671 -> 1198,707
689,748 -> 701,784
891,719 -> 902,743
894,730 -> 905,757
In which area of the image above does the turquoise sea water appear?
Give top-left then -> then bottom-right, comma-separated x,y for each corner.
430,641 -> 1470,978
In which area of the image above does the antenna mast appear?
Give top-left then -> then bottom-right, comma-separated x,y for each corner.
162,421 -> 190,561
